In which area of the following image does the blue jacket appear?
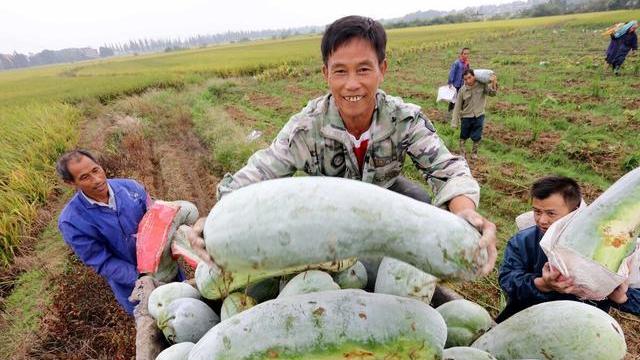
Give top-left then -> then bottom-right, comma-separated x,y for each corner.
448,59 -> 468,89
497,225 -> 640,322
58,179 -> 149,315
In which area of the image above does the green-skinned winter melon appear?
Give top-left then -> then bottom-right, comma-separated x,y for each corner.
189,289 -> 447,359
559,166 -> 640,272
471,300 -> 626,360
200,177 -> 487,299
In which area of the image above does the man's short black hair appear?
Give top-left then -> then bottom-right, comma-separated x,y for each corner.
56,149 -> 99,182
321,15 -> 387,65
463,68 -> 475,77
461,47 -> 470,54
531,176 -> 582,210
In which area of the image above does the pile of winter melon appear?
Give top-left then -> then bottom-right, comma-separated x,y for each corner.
148,177 -> 628,360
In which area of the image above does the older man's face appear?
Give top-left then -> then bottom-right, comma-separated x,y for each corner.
322,37 -> 387,131
66,155 -> 109,201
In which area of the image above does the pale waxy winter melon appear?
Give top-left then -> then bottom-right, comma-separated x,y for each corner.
200,177 -> 487,299
189,289 -> 447,359
471,300 -> 627,360
147,282 -> 200,320
277,270 -> 340,298
157,298 -> 219,344
374,256 -> 438,304
436,299 -> 492,347
559,166 -> 640,272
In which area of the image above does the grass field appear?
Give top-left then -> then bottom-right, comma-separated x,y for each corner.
1,8 -> 639,359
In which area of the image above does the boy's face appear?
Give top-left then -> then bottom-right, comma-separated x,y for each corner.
463,73 -> 476,86
532,193 -> 573,233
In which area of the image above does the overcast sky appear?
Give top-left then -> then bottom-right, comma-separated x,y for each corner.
0,0 -> 517,54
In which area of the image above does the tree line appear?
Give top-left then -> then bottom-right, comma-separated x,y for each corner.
1,0 -> 638,71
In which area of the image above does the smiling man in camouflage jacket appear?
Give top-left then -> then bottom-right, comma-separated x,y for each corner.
216,15 -> 497,275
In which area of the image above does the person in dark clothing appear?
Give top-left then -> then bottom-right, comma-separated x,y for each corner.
606,22 -> 638,75
497,176 -> 640,322
447,48 -> 470,122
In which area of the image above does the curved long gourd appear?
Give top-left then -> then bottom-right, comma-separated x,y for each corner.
201,177 -> 487,299
189,289 -> 446,359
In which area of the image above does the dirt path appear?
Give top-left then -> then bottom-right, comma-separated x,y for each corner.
16,96 -> 219,359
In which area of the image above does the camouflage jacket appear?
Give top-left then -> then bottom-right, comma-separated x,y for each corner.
217,90 -> 480,208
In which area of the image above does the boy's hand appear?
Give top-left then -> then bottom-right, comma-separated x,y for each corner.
535,262 -> 575,294
608,279 -> 629,304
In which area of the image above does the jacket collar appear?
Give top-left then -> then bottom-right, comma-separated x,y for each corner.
77,179 -> 120,210
320,90 -> 395,145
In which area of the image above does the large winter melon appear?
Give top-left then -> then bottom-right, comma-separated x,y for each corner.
189,289 -> 447,359
201,177 -> 487,299
471,300 -> 626,360
559,166 -> 640,272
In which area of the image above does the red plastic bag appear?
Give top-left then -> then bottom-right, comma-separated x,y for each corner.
136,202 -> 178,274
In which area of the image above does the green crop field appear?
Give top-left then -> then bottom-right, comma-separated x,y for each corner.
2,10 -> 637,264
1,9 -> 639,358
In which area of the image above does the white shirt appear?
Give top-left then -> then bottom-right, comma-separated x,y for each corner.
346,128 -> 371,148
81,183 -> 117,210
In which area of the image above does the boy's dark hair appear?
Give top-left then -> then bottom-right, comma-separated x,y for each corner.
531,176 -> 582,210
321,15 -> 387,65
461,47 -> 470,54
463,68 -> 475,77
56,149 -> 99,182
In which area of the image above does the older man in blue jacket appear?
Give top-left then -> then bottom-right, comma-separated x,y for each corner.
57,149 -> 162,315
497,176 -> 640,322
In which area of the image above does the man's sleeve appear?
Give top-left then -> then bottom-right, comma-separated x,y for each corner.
216,119 -> 302,200
499,236 -> 553,304
613,287 -> 640,316
405,114 -> 480,208
452,91 -> 463,123
59,220 -> 138,285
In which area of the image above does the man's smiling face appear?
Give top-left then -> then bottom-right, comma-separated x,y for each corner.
323,37 -> 387,129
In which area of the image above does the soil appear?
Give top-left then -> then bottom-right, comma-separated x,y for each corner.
224,105 -> 257,127
483,121 -> 563,157
246,92 -> 286,112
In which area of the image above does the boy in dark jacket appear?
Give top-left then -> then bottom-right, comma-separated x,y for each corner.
497,176 -> 640,322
